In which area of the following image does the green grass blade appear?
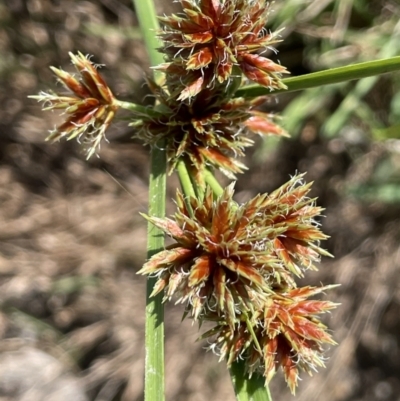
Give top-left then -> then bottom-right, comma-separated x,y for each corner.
322,30 -> 400,137
236,56 -> 400,98
132,1 -> 166,400
281,84 -> 341,136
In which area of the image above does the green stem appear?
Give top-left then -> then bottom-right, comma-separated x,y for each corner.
144,142 -> 166,401
132,1 -> 166,401
236,56 -> 400,98
116,100 -> 163,118
230,360 -> 272,401
176,159 -> 196,218
204,169 -> 224,197
176,159 -> 196,199
132,0 -> 164,82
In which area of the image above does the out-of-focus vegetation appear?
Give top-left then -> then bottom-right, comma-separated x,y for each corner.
0,1 -> 400,401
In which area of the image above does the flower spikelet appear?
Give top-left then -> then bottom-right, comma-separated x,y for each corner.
31,52 -> 118,158
157,0 -> 289,100
201,285 -> 338,394
138,174 -> 330,327
133,81 -> 287,183
255,174 -> 332,279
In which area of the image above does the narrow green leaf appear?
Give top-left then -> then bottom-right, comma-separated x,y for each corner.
373,123 -> 400,140
322,31 -> 400,137
236,56 -> 400,98
281,84 -> 340,136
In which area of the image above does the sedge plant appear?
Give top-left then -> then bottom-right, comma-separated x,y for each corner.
30,0 -> 400,400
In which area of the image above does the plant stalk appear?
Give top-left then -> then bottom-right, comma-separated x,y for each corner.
116,100 -> 164,118
176,159 -> 196,217
132,0 -> 164,82
132,0 -> 166,400
144,143 -> 166,401
230,360 -> 272,401
204,169 -> 224,197
176,159 -> 196,199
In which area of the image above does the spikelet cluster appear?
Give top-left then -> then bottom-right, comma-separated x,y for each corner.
139,174 -> 336,392
130,0 -> 290,179
200,285 -> 337,393
134,81 -> 286,182
31,0 -> 337,393
31,52 -> 118,158
33,0 -> 288,178
157,0 -> 289,100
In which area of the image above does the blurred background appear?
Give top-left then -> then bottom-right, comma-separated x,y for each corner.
0,0 -> 400,400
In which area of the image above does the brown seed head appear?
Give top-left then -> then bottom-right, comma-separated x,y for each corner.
201,285 -> 338,394
133,81 -> 287,183
138,175 -> 331,327
31,52 -> 118,158
157,0 -> 289,100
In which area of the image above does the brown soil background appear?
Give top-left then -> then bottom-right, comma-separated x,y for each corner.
0,1 -> 400,400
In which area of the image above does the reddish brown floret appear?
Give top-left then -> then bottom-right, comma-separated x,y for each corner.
133,81 -> 286,183
157,0 -> 289,100
138,175 -> 331,328
32,52 -> 118,158
201,285 -> 337,394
